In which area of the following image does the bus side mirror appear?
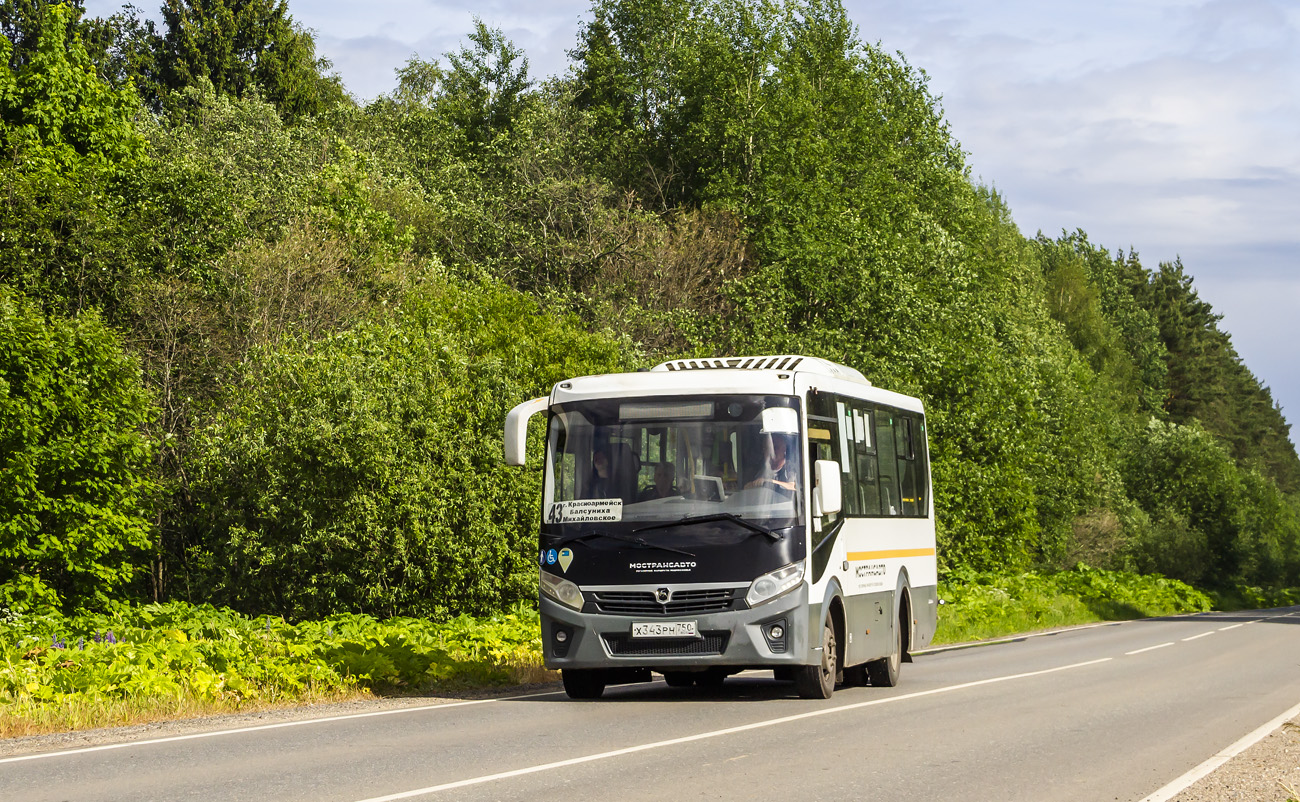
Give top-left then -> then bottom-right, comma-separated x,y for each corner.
504,397 -> 549,466
814,460 -> 842,515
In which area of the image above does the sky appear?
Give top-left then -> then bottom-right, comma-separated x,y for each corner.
85,0 -> 1300,442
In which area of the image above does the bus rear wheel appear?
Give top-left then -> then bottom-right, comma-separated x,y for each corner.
795,619 -> 837,699
562,669 -> 607,699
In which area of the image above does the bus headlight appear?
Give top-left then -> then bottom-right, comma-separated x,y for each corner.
540,570 -> 584,610
746,562 -> 805,607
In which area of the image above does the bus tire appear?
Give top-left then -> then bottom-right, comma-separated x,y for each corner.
562,669 -> 607,699
795,619 -> 837,699
866,612 -> 902,687
663,672 -> 694,687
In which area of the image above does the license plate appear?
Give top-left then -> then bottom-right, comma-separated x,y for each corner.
632,621 -> 698,638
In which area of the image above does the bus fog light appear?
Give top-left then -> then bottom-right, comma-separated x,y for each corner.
746,562 -> 805,607
550,623 -> 574,658
762,618 -> 789,653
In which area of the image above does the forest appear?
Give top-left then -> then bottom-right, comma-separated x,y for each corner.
3,0 -> 1299,622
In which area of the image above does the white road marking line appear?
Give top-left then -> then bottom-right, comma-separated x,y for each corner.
1180,632 -> 1214,642
0,689 -> 566,765
1218,623 -> 1244,631
917,608 -> 1300,655
352,657 -> 1114,802
1126,642 -> 1175,655
1138,698 -> 1300,802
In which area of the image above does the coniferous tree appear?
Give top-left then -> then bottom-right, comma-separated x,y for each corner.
156,0 -> 345,120
1139,260 -> 1300,491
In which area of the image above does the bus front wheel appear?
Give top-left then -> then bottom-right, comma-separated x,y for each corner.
795,620 -> 837,699
562,669 -> 607,699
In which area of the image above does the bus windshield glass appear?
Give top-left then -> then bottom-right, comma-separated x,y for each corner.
544,396 -> 804,526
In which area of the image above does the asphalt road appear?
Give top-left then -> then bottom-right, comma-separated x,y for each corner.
4,607 -> 1298,801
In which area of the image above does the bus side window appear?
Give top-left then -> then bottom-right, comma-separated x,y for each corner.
915,417 -> 930,516
807,400 -> 841,526
835,400 -> 860,516
854,404 -> 880,516
874,410 -> 901,516
812,439 -> 840,524
897,417 -> 918,516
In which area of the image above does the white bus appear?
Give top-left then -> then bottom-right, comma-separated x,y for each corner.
504,355 -> 937,699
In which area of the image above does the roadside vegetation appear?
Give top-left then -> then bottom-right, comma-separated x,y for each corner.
3,0 -> 1300,735
2,565 -> 1295,735
0,602 -> 549,737
933,565 -> 1214,644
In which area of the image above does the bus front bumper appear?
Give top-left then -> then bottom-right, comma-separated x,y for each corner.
540,585 -> 811,671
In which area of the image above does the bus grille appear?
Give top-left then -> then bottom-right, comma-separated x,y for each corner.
589,588 -> 739,616
602,631 -> 730,656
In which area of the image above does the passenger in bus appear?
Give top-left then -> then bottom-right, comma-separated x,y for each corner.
638,462 -> 679,501
746,434 -> 798,493
586,450 -> 613,498
586,445 -> 641,502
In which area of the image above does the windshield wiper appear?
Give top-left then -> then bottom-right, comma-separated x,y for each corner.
633,513 -> 783,541
551,531 -> 696,557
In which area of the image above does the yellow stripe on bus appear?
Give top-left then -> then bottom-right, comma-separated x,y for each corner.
846,548 -> 937,561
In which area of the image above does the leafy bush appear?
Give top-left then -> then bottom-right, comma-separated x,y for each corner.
0,601 -> 547,732
1209,584 -> 1300,611
0,286 -> 156,613
187,276 -> 629,620
935,565 -> 1212,644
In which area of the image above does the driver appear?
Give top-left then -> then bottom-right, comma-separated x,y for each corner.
638,462 -> 679,501
746,434 -> 797,492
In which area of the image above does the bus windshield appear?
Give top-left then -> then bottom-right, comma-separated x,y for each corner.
544,395 -> 804,526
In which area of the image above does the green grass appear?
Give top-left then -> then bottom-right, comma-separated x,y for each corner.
934,565 -> 1214,644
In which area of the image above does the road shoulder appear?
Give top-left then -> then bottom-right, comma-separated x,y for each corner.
1167,716 -> 1300,802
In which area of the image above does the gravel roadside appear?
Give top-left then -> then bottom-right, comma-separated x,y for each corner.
1170,717 -> 1300,802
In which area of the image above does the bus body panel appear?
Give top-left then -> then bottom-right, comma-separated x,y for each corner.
541,585 -> 811,670
510,356 -> 938,692
793,370 -> 938,669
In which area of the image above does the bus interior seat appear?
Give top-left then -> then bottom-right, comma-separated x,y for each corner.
610,443 -> 641,503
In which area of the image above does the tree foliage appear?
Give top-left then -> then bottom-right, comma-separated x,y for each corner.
152,0 -> 344,120
0,286 -> 156,613
186,278 -> 628,619
0,1 -> 147,314
4,0 -> 1299,620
